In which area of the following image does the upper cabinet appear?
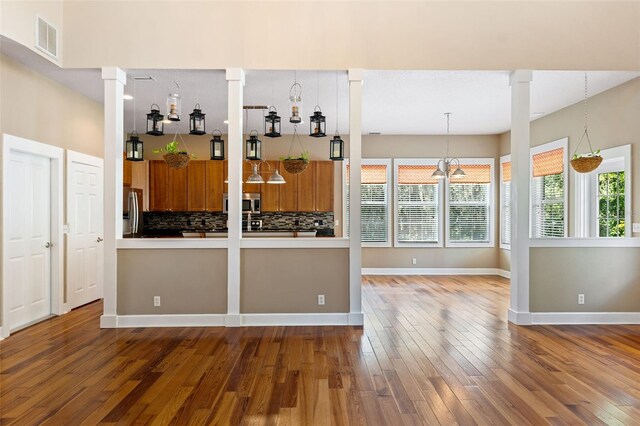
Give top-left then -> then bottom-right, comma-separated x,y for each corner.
123,152 -> 132,187
205,161 -> 224,211
315,161 -> 334,212
187,161 -> 206,211
297,162 -> 316,212
279,161 -> 334,212
260,161 -> 280,212
149,160 -> 187,212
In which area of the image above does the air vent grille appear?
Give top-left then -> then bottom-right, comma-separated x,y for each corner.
36,16 -> 58,59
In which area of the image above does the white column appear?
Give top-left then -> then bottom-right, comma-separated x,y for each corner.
509,70 -> 532,325
225,68 -> 244,327
348,69 -> 364,326
100,67 -> 126,328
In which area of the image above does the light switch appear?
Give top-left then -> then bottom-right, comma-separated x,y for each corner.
633,223 -> 640,233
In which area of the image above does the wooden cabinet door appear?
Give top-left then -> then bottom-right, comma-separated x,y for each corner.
131,161 -> 149,211
297,162 -> 316,212
187,161 -> 206,211
279,167 -> 298,212
123,152 -> 132,187
149,160 -> 168,211
223,161 -> 228,194
315,161 -> 334,212
260,161 -> 280,212
205,161 -> 224,211
168,166 -> 188,211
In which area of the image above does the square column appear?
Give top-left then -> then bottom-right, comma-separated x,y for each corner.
100,67 -> 126,328
348,69 -> 364,326
509,70 -> 532,325
225,68 -> 245,327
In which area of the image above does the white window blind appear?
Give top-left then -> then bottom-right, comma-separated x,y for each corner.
396,164 -> 439,243
448,164 -> 492,243
345,162 -> 390,244
501,159 -> 511,247
531,146 -> 565,238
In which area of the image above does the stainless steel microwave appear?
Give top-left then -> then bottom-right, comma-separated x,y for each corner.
223,193 -> 261,214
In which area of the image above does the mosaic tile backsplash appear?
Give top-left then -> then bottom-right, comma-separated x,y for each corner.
144,211 -> 335,232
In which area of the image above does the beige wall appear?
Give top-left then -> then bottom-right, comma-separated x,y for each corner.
361,135 -> 501,269
530,247 -> 640,312
61,1 -> 640,70
498,249 -> 510,272
0,54 -> 104,157
117,249 -> 228,315
241,248 -> 349,313
0,1 -> 64,64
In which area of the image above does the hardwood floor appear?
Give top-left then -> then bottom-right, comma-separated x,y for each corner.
2,275 -> 640,425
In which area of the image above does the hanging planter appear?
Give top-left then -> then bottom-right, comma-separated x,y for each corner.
570,73 -> 603,174
281,125 -> 309,174
153,134 -> 194,169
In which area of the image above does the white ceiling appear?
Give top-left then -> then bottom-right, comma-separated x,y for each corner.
2,36 -> 638,135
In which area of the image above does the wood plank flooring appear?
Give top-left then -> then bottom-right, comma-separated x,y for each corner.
2,275 -> 640,425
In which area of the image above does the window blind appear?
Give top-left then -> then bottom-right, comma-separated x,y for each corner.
531,173 -> 564,237
532,148 -> 564,177
454,164 -> 492,184
501,161 -> 511,246
448,163 -> 491,243
502,161 -> 511,183
345,163 -> 389,243
397,165 -> 439,243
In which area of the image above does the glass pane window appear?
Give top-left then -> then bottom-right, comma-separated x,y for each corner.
449,183 -> 490,242
532,173 -> 564,238
397,184 -> 439,243
345,162 -> 390,244
501,180 -> 511,245
597,171 -> 625,237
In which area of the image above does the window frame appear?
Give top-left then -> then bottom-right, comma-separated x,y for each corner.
445,157 -> 495,248
573,144 -> 631,238
343,158 -> 393,247
393,158 -> 444,248
499,154 -> 511,250
530,138 -> 568,239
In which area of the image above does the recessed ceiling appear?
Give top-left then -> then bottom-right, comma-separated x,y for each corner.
2,37 -> 638,136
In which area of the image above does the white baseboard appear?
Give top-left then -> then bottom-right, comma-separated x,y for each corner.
531,312 -> 640,325
497,269 -> 511,279
508,309 -> 532,325
225,314 -> 242,327
362,267 -> 508,277
0,326 -> 4,340
115,314 -> 226,328
241,313 -> 350,326
348,312 -> 364,326
100,315 -> 117,328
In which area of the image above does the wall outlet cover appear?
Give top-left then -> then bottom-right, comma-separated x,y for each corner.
412,258 -> 417,265
154,296 -> 161,307
578,294 -> 585,305
633,223 -> 640,233
318,294 -> 325,305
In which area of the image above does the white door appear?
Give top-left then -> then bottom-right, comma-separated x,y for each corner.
7,151 -> 52,330
67,152 -> 104,309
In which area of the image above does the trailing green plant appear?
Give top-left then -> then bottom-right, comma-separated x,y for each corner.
153,140 -> 195,158
572,149 -> 600,160
280,151 -> 310,162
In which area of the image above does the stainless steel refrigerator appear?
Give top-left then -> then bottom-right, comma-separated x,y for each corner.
123,187 -> 144,238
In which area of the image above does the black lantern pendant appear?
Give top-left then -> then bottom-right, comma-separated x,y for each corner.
189,103 -> 206,135
330,132 -> 344,161
210,129 -> 225,160
310,106 -> 327,137
264,106 -> 282,138
146,104 -> 164,136
126,131 -> 144,161
246,130 -> 262,161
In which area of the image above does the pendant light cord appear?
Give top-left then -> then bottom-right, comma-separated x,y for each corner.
335,71 -> 339,134
132,77 -> 136,133
445,112 -> 451,159
573,72 -> 596,156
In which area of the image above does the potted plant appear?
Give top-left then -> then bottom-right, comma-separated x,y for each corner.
281,125 -> 310,174
153,136 -> 194,169
570,149 -> 602,173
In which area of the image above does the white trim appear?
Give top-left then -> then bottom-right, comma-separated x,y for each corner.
99,313 -> 352,327
342,160 -> 349,238
445,157 -> 495,248
114,314 -> 226,328
242,313 -> 350,326
530,137 -> 569,238
0,327 -> 3,340
100,315 -> 117,328
531,312 -> 640,325
499,154 -> 512,250
508,309 -> 532,325
362,158 -> 392,247
362,267 -> 506,276
497,269 -> 511,279
2,134 -> 65,338
117,238 -> 229,249
393,158 -> 444,248
530,237 -> 640,248
240,238 -> 350,249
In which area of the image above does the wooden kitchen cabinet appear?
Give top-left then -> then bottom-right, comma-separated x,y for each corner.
149,160 -> 188,211
205,161 -> 224,211
187,161 -> 206,211
315,161 -> 334,212
297,161 -> 316,212
260,161 -> 280,212
131,161 -> 149,211
123,152 -> 132,187
279,166 -> 299,212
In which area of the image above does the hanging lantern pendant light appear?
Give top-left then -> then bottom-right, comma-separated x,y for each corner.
126,78 -> 144,161
264,106 -> 282,138
189,103 -> 206,135
210,129 -> 225,160
166,80 -> 181,121
146,103 -> 164,136
289,72 -> 303,124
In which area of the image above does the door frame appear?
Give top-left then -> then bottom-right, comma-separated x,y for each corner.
66,150 -> 104,309
1,134 -> 64,339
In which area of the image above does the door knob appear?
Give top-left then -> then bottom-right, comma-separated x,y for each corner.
45,242 -> 52,248
97,237 -> 104,243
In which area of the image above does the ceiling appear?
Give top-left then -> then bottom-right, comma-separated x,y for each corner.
2,36 -> 638,135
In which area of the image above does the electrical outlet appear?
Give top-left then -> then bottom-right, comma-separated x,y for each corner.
633,223 -> 640,233
318,294 -> 325,305
578,294 -> 585,305
154,296 -> 161,307
412,258 -> 417,265
335,219 -> 340,226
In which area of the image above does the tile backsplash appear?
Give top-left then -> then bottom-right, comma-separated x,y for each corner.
144,211 -> 334,231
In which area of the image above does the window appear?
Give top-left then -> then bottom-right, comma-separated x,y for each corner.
574,144 -> 631,238
394,160 -> 441,246
500,155 -> 511,249
531,139 -> 567,238
345,159 -> 392,246
446,160 -> 494,246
